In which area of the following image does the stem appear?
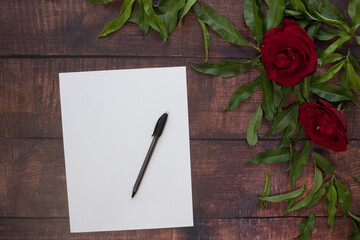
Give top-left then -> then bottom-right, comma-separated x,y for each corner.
249,42 -> 261,52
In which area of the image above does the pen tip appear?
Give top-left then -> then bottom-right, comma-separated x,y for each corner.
131,191 -> 136,198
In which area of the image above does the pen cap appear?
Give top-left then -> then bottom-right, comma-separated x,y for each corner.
152,113 -> 168,137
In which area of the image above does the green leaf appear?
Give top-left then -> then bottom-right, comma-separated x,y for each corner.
243,0 -> 264,42
147,0 -> 168,41
287,166 -> 323,212
258,168 -> 271,208
278,110 -> 299,148
334,179 -> 351,215
310,82 -> 357,104
305,181 -> 330,208
346,59 -> 360,92
301,76 -> 311,101
193,3 -> 249,45
279,85 -> 293,109
273,81 -> 283,109
350,212 -> 360,222
322,36 -> 352,59
268,103 -> 300,135
266,0 -> 285,31
316,29 -> 347,41
318,52 -> 344,66
197,18 -> 210,62
299,212 -> 316,240
341,65 -> 353,90
307,21 -> 321,40
248,148 -> 291,164
260,64 -> 275,121
290,0 -> 307,13
293,125 -> 306,141
97,0 -> 135,37
316,60 -> 345,83
290,140 -> 310,189
224,77 -> 260,112
312,152 -> 334,175
293,84 -> 306,104
354,175 -> 360,183
138,0 -> 150,35
190,56 -> 260,77
349,53 -> 360,71
179,0 -> 197,27
164,0 -> 185,34
356,36 -> 360,45
259,185 -> 305,202
247,103 -> 263,146
87,0 -> 113,4
349,0 -> 360,30
326,179 -> 337,229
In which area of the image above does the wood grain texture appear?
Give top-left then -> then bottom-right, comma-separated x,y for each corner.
0,58 -> 359,139
1,139 -> 359,219
0,217 -> 354,239
0,0 -> 358,58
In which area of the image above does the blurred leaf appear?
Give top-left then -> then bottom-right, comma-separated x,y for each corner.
248,148 -> 291,164
316,29 -> 347,41
349,0 -> 360,30
299,212 -> 315,240
97,0 -> 135,37
293,125 -> 306,142
322,36 -> 351,59
307,21 -> 321,40
354,176 -> 360,183
279,85 -> 293,109
310,82 -> 357,104
190,56 -> 260,77
285,9 -> 303,17
334,179 -> 351,215
290,140 -> 310,189
341,65 -> 353,90
266,0 -> 285,30
278,110 -> 299,148
312,152 -> 334,174
316,60 -> 345,83
137,0 -> 150,35
164,0 -> 185,34
268,103 -> 300,135
307,181 -> 330,208
273,81 -> 283,109
247,103 -> 263,145
345,61 -> 360,92
326,179 -> 338,229
260,65 -> 275,121
350,212 -> 360,222
243,0 -> 264,42
349,53 -> 360,70
318,52 -> 344,66
259,185 -> 305,202
301,76 -> 311,100
258,168 -> 271,208
294,84 -> 306,103
287,166 -> 323,212
87,0 -> 113,4
356,36 -> 360,45
193,3 -> 249,45
223,77 -> 260,112
197,18 -> 210,62
290,0 -> 307,13
143,0 -> 168,41
179,0 -> 197,27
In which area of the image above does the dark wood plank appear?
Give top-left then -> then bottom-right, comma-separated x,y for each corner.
1,139 -> 359,219
0,58 -> 359,139
0,0 -> 358,58
0,217 -> 354,239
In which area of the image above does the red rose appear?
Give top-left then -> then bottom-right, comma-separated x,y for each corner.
261,19 -> 317,86
299,100 -> 349,152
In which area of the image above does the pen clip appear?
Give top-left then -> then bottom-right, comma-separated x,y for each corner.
152,113 -> 168,137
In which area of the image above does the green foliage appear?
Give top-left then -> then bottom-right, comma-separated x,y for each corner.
97,0 -> 135,38
265,0 -> 285,31
87,0 -> 113,4
334,178 -> 351,215
268,103 -> 299,135
190,56 -> 260,78
243,0 -> 264,43
248,148 -> 291,164
247,103 -> 263,146
298,212 -> 315,240
193,3 -> 249,45
310,82 -> 357,104
259,185 -> 305,202
197,18 -> 210,62
326,178 -> 338,229
179,0 -> 197,27
222,77 -> 260,112
258,168 -> 270,208
312,152 -> 334,175
290,140 -> 310,189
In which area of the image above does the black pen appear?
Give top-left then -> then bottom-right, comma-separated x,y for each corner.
131,112 -> 169,198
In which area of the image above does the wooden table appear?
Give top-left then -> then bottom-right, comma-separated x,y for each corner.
1,1 -> 359,239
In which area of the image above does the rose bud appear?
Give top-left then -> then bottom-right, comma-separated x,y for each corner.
299,100 -> 349,152
261,19 -> 317,86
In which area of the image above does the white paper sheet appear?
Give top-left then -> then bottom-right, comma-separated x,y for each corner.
59,67 -> 193,233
